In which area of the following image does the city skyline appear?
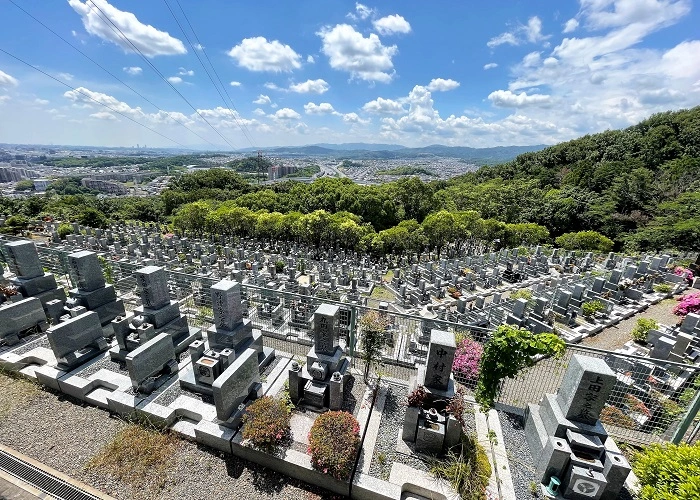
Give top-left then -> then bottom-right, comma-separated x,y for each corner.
0,0 -> 699,149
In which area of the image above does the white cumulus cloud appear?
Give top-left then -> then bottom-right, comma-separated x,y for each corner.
362,97 -> 405,115
34,98 -> 49,105
304,102 -> 338,115
488,90 -> 552,107
318,24 -> 397,83
289,79 -> 330,94
563,18 -> 579,33
178,67 -> 194,76
167,76 -> 182,84
484,63 -> 499,70
373,15 -> 412,35
253,94 -> 272,105
274,108 -> 301,120
307,55 -> 315,64
68,0 -> 186,57
343,112 -> 370,124
427,78 -> 460,92
0,70 -> 18,87
123,66 -> 142,75
228,37 -> 301,72
351,3 -> 375,20
229,81 -> 241,87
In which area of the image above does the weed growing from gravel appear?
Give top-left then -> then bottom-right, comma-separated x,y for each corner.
86,424 -> 179,489
0,369 -> 40,419
429,433 -> 491,500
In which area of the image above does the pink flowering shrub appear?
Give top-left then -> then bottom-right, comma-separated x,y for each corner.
674,267 -> 694,285
452,336 -> 483,383
673,292 -> 700,317
308,411 -> 360,481
241,396 -> 291,452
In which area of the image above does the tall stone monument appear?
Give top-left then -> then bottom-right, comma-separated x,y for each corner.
3,240 -> 66,313
64,250 -> 125,328
110,265 -> 200,361
401,329 -> 461,454
288,304 -> 349,410
525,355 -> 631,500
180,279 -> 274,395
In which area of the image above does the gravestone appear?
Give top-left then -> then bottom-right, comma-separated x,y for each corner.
180,279 -> 273,395
65,250 -> 125,327
4,240 -> 66,312
125,332 -> 177,393
0,297 -> 48,345
289,304 -> 349,410
423,329 -> 456,392
525,355 -> 629,499
46,311 -> 109,370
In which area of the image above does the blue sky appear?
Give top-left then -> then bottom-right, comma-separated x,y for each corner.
0,0 -> 699,149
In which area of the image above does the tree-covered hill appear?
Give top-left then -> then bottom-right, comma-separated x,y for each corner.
1,106 -> 698,253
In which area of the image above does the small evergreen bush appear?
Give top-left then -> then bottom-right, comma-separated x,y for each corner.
633,443 -> 700,500
242,396 -> 291,452
654,283 -> 673,294
631,318 -> 658,343
581,300 -> 605,318
308,411 -> 360,481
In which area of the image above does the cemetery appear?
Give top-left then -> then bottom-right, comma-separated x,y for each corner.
0,222 -> 699,499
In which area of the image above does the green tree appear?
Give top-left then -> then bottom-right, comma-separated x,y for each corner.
555,230 -> 614,252
358,311 -> 390,383
14,180 -> 35,192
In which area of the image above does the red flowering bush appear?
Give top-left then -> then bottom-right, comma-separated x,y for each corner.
453,336 -> 483,384
241,396 -> 291,452
624,394 -> 651,417
308,411 -> 360,481
673,292 -> 700,317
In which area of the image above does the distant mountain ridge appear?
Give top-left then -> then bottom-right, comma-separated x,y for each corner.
239,143 -> 546,163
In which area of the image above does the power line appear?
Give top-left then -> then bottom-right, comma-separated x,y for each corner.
84,0 -> 238,150
169,0 -> 258,148
6,0 -> 219,149
0,47 -> 189,148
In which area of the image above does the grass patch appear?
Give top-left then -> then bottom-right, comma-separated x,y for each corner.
0,369 -> 40,419
86,424 -> 179,489
370,285 -> 395,301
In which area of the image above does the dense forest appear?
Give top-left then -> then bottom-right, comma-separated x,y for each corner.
1,106 -> 698,255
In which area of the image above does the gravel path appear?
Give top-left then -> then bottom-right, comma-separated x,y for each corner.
582,296 -> 683,351
0,372 -> 331,500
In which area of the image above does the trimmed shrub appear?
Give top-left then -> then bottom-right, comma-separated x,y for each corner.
654,283 -> 673,294
242,396 -> 291,452
509,289 -> 533,302
633,443 -> 700,500
631,318 -> 659,343
308,411 -> 360,481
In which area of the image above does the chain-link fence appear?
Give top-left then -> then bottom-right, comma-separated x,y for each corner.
4,237 -> 699,446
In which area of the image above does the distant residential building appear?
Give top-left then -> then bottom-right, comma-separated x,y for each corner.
0,165 -> 38,182
267,164 -> 297,180
81,178 -> 127,195
33,179 -> 51,191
